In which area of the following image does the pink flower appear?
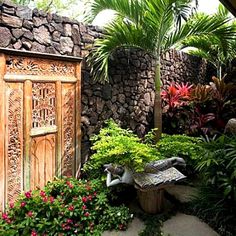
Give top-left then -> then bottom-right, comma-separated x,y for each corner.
49,196 -> 54,203
82,205 -> 86,210
93,192 -> 97,197
88,195 -> 92,201
31,230 -> 37,236
43,197 -> 48,203
9,202 -> 14,209
68,205 -> 74,211
20,202 -> 26,207
27,211 -> 33,217
82,196 -> 87,203
25,191 -> 32,199
67,219 -> 73,224
40,191 -> 46,197
84,212 -> 90,217
2,213 -> 8,220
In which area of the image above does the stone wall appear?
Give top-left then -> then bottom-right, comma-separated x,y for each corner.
0,1 -> 212,162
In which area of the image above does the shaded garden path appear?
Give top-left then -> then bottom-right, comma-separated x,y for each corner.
103,185 -> 219,236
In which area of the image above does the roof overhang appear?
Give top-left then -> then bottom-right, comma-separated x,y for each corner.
220,0 -> 236,17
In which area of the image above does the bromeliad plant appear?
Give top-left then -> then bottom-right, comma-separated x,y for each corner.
83,120 -> 160,178
0,178 -> 133,236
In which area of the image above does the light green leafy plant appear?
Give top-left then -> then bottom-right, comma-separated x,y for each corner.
83,120 -> 160,176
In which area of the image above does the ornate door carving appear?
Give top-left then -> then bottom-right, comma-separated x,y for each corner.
0,49 -> 81,209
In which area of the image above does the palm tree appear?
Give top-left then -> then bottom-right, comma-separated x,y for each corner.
181,4 -> 236,79
86,0 -> 236,141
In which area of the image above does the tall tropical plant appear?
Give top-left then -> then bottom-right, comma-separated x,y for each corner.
86,0 -> 236,141
181,4 -> 236,79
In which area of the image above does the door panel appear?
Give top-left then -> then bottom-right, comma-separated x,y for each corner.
30,134 -> 55,189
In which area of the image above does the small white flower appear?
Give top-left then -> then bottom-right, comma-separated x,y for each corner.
117,212 -> 121,216
130,214 -> 134,218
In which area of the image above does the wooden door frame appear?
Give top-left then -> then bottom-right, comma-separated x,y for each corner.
0,48 -> 82,207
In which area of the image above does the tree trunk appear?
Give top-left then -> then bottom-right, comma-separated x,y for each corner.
154,57 -> 162,142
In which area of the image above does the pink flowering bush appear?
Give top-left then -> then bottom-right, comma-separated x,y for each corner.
0,178 -> 132,235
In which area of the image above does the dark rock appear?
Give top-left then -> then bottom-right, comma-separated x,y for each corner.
63,23 -> 72,37
0,13 -> 22,28
96,98 -> 105,114
72,24 -> 80,45
33,16 -> 47,27
51,22 -> 63,32
11,28 -> 24,38
136,124 -> 146,137
52,30 -> 61,42
81,34 -> 94,43
2,6 -> 15,15
13,40 -> 22,49
52,13 -> 62,23
224,118 -> 236,135
23,30 -> 34,40
118,94 -> 126,104
73,45 -> 81,57
16,6 -> 32,20
33,26 -> 51,45
22,19 -> 33,30
0,27 -> 11,47
22,41 -> 32,50
60,36 -> 73,54
144,93 -> 151,106
102,83 -> 112,100
81,116 -> 90,126
31,41 -> 46,52
46,46 -> 59,54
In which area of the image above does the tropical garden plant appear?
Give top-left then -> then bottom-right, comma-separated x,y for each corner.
86,0 -> 236,141
181,4 -> 236,79
83,119 -> 160,179
0,177 -> 133,235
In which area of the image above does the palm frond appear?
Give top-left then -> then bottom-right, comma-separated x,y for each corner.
84,0 -> 146,25
87,19 -> 156,82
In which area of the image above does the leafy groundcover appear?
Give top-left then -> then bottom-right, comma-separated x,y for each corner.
0,178 -> 132,236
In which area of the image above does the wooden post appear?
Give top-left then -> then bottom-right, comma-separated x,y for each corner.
56,81 -> 62,177
0,54 -> 6,209
24,80 -> 32,190
75,63 -> 81,176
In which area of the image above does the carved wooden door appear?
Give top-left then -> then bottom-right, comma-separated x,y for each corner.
0,49 -> 81,209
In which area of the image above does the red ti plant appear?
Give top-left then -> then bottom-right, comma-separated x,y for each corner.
161,81 -> 193,113
161,81 -> 193,134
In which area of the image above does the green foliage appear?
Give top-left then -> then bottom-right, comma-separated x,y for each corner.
185,185 -> 236,236
0,178 -> 132,236
84,120 -> 160,176
100,205 -> 133,231
197,135 -> 236,201
157,134 -> 204,166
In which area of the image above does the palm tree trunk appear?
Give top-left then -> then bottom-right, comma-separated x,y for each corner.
154,56 -> 162,142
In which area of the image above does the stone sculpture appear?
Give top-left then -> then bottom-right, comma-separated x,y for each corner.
104,157 -> 186,188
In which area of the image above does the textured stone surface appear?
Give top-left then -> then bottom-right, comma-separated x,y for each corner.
0,13 -> 22,27
0,27 -> 12,47
162,213 -> 219,236
0,2 -> 212,162
224,118 -> 236,135
33,26 -> 51,45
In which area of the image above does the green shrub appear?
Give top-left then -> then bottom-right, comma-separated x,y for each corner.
157,134 -> 205,166
83,120 -> 160,177
0,178 -> 132,236
197,135 -> 236,202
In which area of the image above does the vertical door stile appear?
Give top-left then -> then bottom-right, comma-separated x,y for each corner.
56,81 -> 62,177
75,63 -> 81,175
0,54 -> 6,209
24,80 -> 32,191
